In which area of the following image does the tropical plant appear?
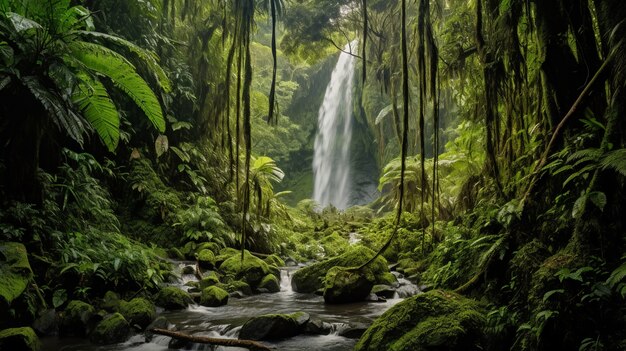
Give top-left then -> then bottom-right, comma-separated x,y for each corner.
0,0 -> 166,203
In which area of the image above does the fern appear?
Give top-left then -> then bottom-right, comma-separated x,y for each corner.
69,41 -> 165,133
72,73 -> 120,151
600,149 -> 626,177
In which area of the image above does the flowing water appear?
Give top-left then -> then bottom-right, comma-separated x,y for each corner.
42,262 -> 420,351
312,41 -> 358,210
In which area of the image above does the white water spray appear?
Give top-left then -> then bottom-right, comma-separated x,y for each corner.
312,41 -> 357,210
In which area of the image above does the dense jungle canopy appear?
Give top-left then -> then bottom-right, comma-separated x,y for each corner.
1,0 -> 625,350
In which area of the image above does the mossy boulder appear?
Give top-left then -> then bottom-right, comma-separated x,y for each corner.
217,280 -> 253,296
195,242 -> 220,255
0,242 -> 33,309
239,312 -> 310,341
264,254 -> 285,267
90,313 -> 130,345
324,267 -> 375,303
59,300 -> 97,336
320,231 -> 349,257
219,250 -> 272,288
0,327 -> 40,351
291,246 -> 389,293
355,290 -> 486,351
198,271 -> 220,289
119,298 -> 155,330
197,249 -> 216,270
167,247 -> 185,260
100,291 -> 121,312
182,265 -> 196,275
200,286 -> 229,307
155,287 -> 193,310
258,274 -> 281,293
32,309 -> 59,336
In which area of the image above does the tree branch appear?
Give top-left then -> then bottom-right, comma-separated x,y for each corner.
150,328 -> 273,351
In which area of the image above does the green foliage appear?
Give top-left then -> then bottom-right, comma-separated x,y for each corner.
173,195 -> 235,247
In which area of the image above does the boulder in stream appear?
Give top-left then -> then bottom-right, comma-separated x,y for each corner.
89,313 -> 130,345
198,271 -> 220,289
59,300 -> 98,337
197,249 -> 216,270
119,297 -> 155,330
258,274 -> 280,293
239,312 -> 310,341
32,309 -> 59,336
264,254 -> 285,267
219,250 -> 272,288
291,246 -> 389,294
200,286 -> 229,307
155,287 -> 193,310
323,267 -> 375,304
0,327 -> 40,351
354,290 -> 486,351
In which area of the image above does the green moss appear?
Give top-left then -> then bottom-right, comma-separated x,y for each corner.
199,271 -> 220,289
258,274 -> 281,293
264,254 -> 285,267
355,290 -> 486,351
196,242 -> 220,255
167,247 -> 185,260
0,242 -> 33,308
60,300 -> 96,336
119,297 -> 155,329
197,249 -> 216,269
154,287 -> 192,310
320,232 -> 349,257
216,280 -> 253,295
219,250 -> 271,288
100,291 -> 120,312
324,267 -> 375,303
90,313 -> 130,345
0,327 -> 40,351
200,286 -> 229,307
291,246 -> 389,293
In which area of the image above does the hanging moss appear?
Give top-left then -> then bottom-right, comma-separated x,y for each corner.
0,242 -> 33,309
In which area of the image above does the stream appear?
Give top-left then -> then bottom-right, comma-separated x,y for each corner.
42,263 -> 420,351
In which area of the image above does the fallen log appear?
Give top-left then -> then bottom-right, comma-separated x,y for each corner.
150,328 -> 273,351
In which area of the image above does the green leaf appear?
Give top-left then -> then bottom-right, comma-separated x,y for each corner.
572,194 -> 587,219
72,73 -> 120,151
52,289 -> 67,308
155,134 -> 168,158
543,289 -> 564,302
69,41 -> 165,133
587,191 -> 606,212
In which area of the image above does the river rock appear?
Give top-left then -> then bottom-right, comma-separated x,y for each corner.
304,318 -> 332,335
59,300 -> 98,337
219,250 -> 272,288
90,313 -> 130,345
199,271 -> 220,289
0,327 -> 40,351
200,286 -> 229,307
291,246 -> 389,293
119,297 -> 155,330
258,274 -> 280,293
182,265 -> 196,275
0,242 -> 33,309
339,323 -> 369,339
155,287 -> 193,310
100,291 -> 121,312
264,254 -> 285,267
145,316 -> 169,342
197,249 -> 216,270
354,290 -> 486,351
324,267 -> 375,304
371,284 -> 396,299
239,312 -> 309,341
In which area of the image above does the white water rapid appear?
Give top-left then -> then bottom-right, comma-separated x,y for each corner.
312,41 -> 358,210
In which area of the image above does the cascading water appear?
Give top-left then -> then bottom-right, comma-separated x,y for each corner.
312,41 -> 357,210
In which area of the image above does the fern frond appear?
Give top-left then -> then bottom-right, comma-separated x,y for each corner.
76,30 -> 171,92
69,41 -> 165,133
72,73 -> 120,152
600,149 -> 626,177
567,148 -> 602,164
22,75 -> 88,145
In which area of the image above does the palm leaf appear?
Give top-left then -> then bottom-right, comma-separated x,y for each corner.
72,74 -> 120,151
22,75 -> 87,145
600,149 -> 626,177
69,41 -> 165,133
76,30 -> 171,93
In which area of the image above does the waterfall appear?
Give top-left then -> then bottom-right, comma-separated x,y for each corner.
312,41 -> 357,210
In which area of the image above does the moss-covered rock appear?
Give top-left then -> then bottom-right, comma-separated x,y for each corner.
167,247 -> 185,260
195,242 -> 220,255
32,309 -> 59,336
197,249 -> 216,270
119,298 -> 155,330
90,313 -> 130,345
291,246 -> 389,293
198,271 -> 220,289
59,300 -> 97,337
219,250 -> 272,288
239,312 -> 310,341
324,267 -> 375,303
354,290 -> 486,351
0,242 -> 33,309
258,274 -> 281,293
320,231 -> 349,257
216,280 -> 253,296
100,291 -> 121,312
182,265 -> 196,275
264,254 -> 285,267
0,327 -> 40,351
200,286 -> 229,307
154,287 -> 193,310
215,247 -> 240,266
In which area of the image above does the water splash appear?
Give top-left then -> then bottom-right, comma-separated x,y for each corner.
313,41 -> 358,210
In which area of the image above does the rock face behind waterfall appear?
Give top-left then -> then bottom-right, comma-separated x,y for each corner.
354,290 -> 487,351
291,246 -> 395,298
